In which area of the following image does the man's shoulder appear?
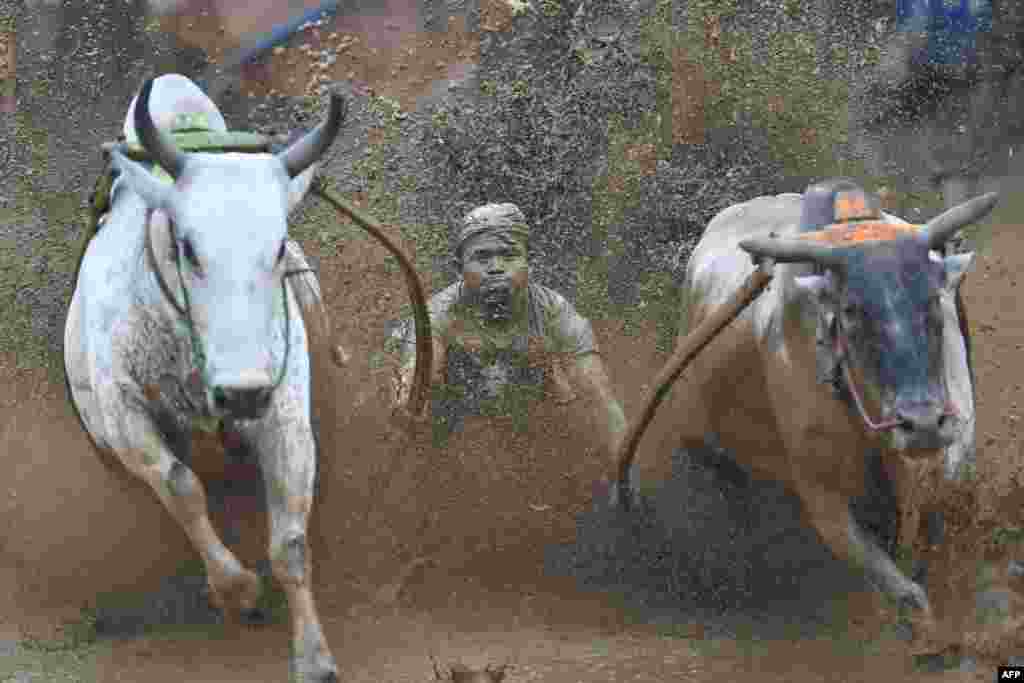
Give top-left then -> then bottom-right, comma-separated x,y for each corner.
429,281 -> 463,308
529,283 -> 586,318
424,281 -> 466,323
528,283 -> 598,355
392,281 -> 461,344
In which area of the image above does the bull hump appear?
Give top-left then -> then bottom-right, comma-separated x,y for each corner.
797,221 -> 924,246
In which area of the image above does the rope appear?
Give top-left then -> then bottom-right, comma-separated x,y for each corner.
613,261 -> 774,510
310,177 -> 434,417
77,143 -> 434,420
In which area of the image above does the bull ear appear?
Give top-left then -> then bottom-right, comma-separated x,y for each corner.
110,150 -> 175,210
286,163 -> 318,215
943,252 -> 975,291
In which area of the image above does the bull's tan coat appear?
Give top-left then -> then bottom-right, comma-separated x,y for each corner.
634,192 -> 976,630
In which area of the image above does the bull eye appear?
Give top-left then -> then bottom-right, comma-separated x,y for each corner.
181,238 -> 200,270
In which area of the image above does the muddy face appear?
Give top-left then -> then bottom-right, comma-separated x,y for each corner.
459,233 -> 528,325
812,241 -> 973,453
741,194 -> 997,459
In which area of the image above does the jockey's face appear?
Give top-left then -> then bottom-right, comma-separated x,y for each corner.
460,232 -> 529,323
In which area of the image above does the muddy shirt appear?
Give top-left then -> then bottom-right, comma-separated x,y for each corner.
394,281 -> 598,431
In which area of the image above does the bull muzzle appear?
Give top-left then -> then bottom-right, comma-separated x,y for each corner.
887,400 -> 957,453
208,369 -> 274,420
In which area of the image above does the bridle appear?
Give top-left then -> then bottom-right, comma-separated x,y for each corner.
143,206 -> 311,406
826,301 -> 959,433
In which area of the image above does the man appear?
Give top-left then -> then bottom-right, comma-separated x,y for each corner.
390,203 -> 628,475
870,0 -> 1016,214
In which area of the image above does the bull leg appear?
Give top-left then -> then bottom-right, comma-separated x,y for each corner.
111,413 -> 262,615
795,481 -> 931,618
249,420 -> 337,682
885,457 -> 945,586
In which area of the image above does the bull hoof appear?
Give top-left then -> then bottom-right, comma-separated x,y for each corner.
898,582 -> 931,615
290,657 -> 339,683
903,597 -> 943,656
291,672 -> 337,683
209,566 -> 262,614
599,478 -> 648,514
912,650 -> 968,673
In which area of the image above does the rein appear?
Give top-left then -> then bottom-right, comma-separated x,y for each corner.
830,317 -> 958,433
99,135 -> 433,419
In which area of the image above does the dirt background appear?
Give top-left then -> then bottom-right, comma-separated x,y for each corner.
3,0 -> 1024,681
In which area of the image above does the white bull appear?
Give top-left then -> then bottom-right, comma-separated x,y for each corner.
630,185 -> 997,638
63,74 -> 343,681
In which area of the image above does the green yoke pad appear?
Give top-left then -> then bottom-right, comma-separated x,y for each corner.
90,128 -> 273,227
119,129 -> 272,161
77,125 -> 275,285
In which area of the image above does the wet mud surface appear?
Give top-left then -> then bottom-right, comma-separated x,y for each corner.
2,1 -> 1024,681
4,220 -> 1024,681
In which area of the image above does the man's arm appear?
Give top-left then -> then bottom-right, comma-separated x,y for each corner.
389,284 -> 455,415
563,351 -> 628,475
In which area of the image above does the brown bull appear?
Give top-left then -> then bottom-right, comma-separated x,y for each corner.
628,182 -> 997,636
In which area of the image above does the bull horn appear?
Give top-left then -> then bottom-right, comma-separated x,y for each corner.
738,235 -> 846,268
278,92 -> 347,179
134,78 -> 187,180
923,191 -> 999,250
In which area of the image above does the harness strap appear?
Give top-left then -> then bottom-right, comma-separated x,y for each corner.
77,133 -> 309,422
143,207 -> 299,404
831,320 -> 959,432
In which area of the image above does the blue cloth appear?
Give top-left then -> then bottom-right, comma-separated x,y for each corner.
195,1 -> 340,93
896,0 -> 993,68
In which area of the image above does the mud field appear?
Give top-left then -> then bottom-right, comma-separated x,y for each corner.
4,206 -> 1024,682
3,1 -> 1024,682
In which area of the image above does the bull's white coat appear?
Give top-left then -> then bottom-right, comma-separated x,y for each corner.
63,75 -> 338,681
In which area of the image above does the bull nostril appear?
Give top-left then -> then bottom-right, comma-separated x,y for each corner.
896,410 -> 947,434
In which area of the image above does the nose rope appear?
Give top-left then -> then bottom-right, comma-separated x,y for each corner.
145,210 -> 208,384
833,322 -> 958,433
145,211 -> 297,410
838,344 -> 904,432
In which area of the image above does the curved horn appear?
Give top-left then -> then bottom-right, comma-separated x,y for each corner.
133,78 -> 187,180
923,191 -> 999,250
278,92 -> 347,178
738,235 -> 846,268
